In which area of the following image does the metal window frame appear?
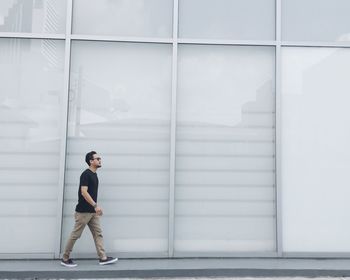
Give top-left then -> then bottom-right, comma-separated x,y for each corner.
275,0 -> 283,258
2,0 -> 350,259
168,0 -> 179,258
54,0 -> 73,259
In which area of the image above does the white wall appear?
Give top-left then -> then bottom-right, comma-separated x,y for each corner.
281,47 -> 350,252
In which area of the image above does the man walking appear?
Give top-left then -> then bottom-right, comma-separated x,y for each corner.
61,151 -> 118,267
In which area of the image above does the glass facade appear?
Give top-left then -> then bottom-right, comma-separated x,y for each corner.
0,0 -> 66,34
282,0 -> 350,42
72,0 -> 173,37
1,0 -> 350,258
0,38 -> 65,254
62,41 -> 172,254
175,45 -> 276,252
178,0 -> 275,40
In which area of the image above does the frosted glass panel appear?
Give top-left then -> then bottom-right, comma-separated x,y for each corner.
62,41 -> 172,255
0,38 -> 65,253
282,47 -> 350,252
282,0 -> 350,42
0,0 -> 66,33
175,45 -> 276,253
72,0 -> 173,37
179,0 -> 275,40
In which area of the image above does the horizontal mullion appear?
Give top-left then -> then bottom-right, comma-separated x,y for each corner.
0,152 -> 58,158
177,139 -> 274,143
0,122 -> 59,126
68,152 -> 168,156
67,138 -> 274,143
65,198 -> 167,202
68,138 -> 272,142
0,214 -> 55,217
73,121 -> 169,127
176,200 -> 274,204
64,183 -> 274,188
63,214 -> 168,218
4,33 -> 349,48
178,124 -> 275,129
1,106 -> 59,110
67,137 -> 169,142
0,253 -> 55,258
68,138 -> 169,143
178,38 -> 277,46
70,34 -> 173,44
176,135 -> 274,142
0,167 -> 58,171
0,151 -> 58,155
176,214 -> 275,218
281,41 -> 350,48
0,198 -> 56,202
65,183 -> 167,188
176,169 -> 274,173
176,184 -> 274,188
0,32 -> 65,39
176,199 -> 274,202
0,182 -> 57,187
68,167 -> 169,172
176,154 -> 274,158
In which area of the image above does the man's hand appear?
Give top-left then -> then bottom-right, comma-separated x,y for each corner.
80,186 -> 103,216
95,206 -> 103,216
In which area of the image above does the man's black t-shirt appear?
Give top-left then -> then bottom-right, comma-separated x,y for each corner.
75,169 -> 99,213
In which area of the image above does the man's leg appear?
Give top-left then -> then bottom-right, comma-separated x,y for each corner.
62,212 -> 91,260
88,214 -> 107,260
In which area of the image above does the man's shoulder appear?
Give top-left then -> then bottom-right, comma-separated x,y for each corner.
81,168 -> 90,174
80,169 -> 92,178
80,168 -> 97,178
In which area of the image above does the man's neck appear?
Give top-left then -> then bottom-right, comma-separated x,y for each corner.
89,166 -> 97,173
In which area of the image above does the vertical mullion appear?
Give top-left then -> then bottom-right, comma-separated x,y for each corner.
168,0 -> 179,258
54,0 -> 73,259
275,0 -> 283,257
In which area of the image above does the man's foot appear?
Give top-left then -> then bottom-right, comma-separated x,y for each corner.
99,256 -> 118,265
60,258 -> 77,268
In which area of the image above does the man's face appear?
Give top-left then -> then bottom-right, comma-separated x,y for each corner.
90,154 -> 102,168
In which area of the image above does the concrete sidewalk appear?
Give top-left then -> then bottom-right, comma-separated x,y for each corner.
2,258 -> 350,279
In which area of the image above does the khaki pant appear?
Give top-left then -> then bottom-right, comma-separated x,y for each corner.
63,212 -> 106,260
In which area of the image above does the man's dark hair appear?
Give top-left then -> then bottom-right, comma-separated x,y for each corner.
85,151 -> 97,166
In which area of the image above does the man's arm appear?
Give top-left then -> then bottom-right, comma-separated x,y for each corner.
81,186 -> 103,215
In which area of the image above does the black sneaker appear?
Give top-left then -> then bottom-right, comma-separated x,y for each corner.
99,256 -> 118,265
60,258 -> 77,268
